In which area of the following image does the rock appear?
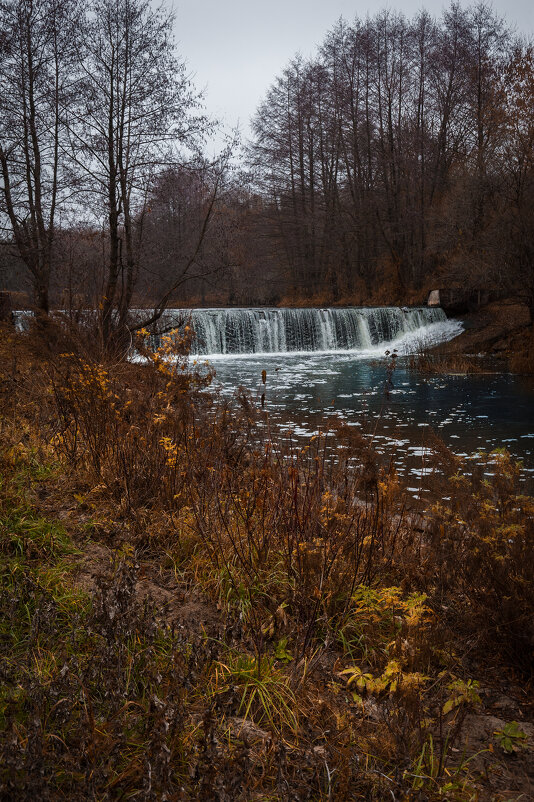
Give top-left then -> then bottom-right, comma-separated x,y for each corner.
427,289 -> 440,307
492,695 -> 521,716
228,717 -> 271,746
460,714 -> 534,752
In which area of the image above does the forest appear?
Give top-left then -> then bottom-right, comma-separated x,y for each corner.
1,0 -> 533,335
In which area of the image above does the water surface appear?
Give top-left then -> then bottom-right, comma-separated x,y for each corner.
207,351 -> 534,491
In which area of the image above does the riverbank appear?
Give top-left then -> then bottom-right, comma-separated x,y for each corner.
0,324 -> 533,800
439,299 -> 533,368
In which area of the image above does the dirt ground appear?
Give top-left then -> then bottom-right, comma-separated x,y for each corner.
440,300 -> 532,358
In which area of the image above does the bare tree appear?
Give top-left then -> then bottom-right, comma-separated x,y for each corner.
0,0 -> 79,313
247,3 -> 523,305
496,46 -> 534,321
67,0 -> 211,348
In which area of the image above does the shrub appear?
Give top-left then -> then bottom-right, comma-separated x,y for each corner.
425,449 -> 534,670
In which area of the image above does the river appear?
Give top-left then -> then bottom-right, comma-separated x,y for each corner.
160,307 -> 534,493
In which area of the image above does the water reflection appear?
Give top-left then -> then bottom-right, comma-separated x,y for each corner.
206,352 -> 534,491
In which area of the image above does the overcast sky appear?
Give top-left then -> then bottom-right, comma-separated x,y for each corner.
173,0 -> 534,151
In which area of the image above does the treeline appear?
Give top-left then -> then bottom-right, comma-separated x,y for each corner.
248,3 -> 534,314
1,1 -> 533,329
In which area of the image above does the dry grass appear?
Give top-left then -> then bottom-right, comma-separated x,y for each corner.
409,347 -> 484,374
509,327 -> 534,374
0,319 -> 533,800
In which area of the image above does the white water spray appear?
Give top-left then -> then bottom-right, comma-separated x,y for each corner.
156,307 -> 460,356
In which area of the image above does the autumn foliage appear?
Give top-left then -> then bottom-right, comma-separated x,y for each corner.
0,322 -> 532,799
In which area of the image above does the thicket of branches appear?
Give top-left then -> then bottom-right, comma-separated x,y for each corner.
0,323 -> 533,799
0,0 -> 234,350
247,3 -> 534,313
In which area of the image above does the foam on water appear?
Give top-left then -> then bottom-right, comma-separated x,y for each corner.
154,306 -> 460,357
13,306 -> 462,358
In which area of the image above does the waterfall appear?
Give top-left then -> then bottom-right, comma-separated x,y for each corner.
12,306 -> 455,355
156,307 -> 448,356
